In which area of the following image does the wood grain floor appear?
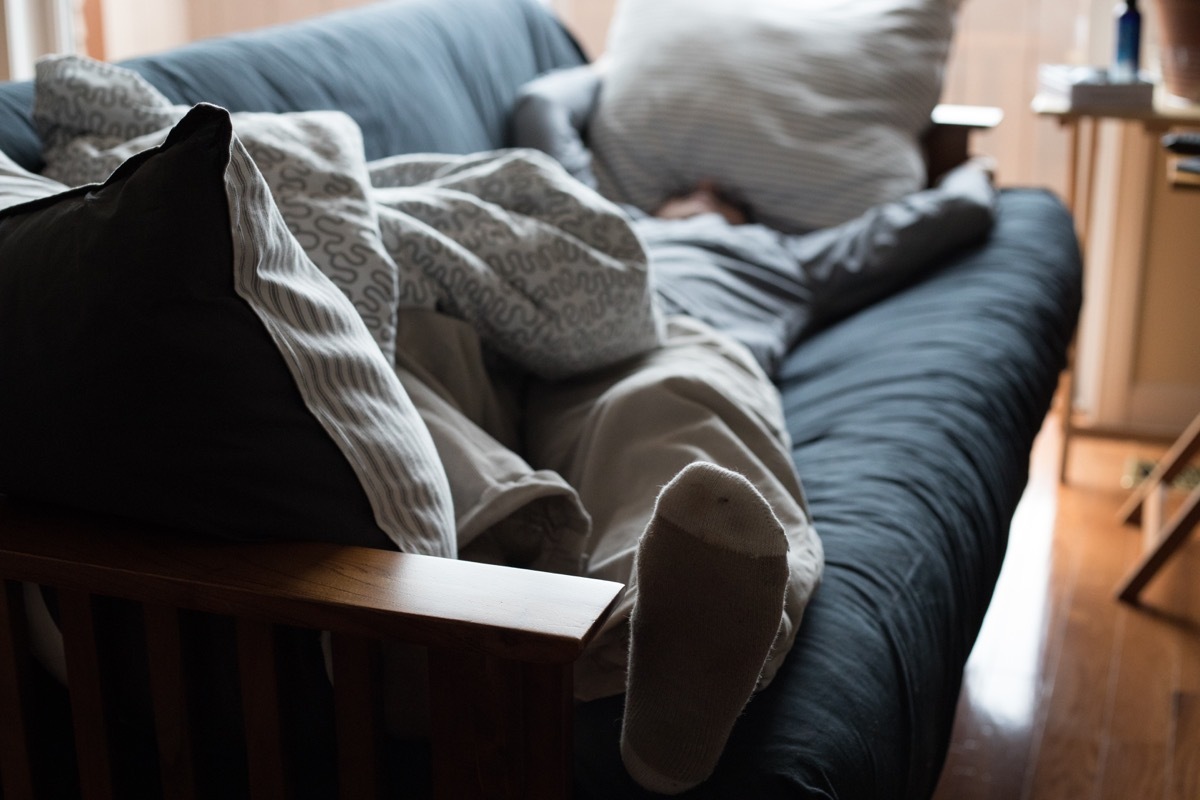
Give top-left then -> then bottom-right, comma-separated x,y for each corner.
932,401 -> 1200,800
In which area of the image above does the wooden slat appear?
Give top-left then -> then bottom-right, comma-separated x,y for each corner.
144,604 -> 196,800
1117,486 -> 1200,603
237,619 -> 288,800
933,671 -> 1044,800
0,581 -> 36,800
0,500 -> 623,666
521,662 -> 573,800
425,653 -> 573,799
428,648 -> 527,800
332,634 -> 383,800
1142,483 -> 1167,547
1023,506 -> 1139,800
1113,412 -> 1200,603
58,590 -> 114,800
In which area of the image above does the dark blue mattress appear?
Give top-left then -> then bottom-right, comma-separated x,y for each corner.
0,1 -> 1082,797
574,188 -> 1081,798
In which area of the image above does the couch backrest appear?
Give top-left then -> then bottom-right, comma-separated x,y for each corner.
0,0 -> 585,173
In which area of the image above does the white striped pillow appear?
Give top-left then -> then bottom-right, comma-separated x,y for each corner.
590,0 -> 959,234
221,113 -> 457,557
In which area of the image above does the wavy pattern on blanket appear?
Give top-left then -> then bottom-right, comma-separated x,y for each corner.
370,149 -> 661,379
32,55 -> 662,380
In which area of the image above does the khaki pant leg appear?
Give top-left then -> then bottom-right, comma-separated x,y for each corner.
526,316 -> 824,701
395,309 -> 589,572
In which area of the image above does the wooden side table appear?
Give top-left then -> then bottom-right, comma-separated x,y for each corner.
1031,89 -> 1200,483
1108,105 -> 1200,604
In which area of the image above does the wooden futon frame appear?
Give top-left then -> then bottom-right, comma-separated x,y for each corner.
0,499 -> 622,799
0,109 -> 996,800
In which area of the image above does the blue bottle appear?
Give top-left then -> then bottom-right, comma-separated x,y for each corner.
1112,0 -> 1142,83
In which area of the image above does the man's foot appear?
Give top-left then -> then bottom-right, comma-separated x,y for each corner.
620,462 -> 789,794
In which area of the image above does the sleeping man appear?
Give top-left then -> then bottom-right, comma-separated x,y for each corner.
373,56 -> 999,795
491,59 -> 998,794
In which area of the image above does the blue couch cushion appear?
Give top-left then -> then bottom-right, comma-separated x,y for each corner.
0,0 -> 585,171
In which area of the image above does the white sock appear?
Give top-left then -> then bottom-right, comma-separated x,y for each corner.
620,461 -> 789,794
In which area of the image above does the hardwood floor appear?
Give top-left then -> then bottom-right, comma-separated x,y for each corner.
932,402 -> 1200,799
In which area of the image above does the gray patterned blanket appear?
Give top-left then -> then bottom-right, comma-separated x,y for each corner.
32,55 -> 663,379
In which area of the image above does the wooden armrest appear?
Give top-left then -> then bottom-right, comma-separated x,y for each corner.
0,497 -> 622,798
930,103 -> 1005,130
0,498 -> 622,663
922,103 -> 1004,185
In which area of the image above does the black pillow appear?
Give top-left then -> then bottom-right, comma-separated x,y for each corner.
0,104 -> 454,553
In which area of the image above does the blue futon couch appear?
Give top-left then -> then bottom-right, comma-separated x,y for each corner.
0,0 -> 1082,797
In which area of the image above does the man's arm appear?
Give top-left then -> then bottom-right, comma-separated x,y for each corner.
509,64 -> 603,189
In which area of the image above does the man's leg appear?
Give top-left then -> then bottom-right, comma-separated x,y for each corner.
525,316 -> 823,792
619,460 -> 790,793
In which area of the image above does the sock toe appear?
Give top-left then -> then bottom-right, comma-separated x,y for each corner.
653,461 -> 787,557
620,461 -> 791,793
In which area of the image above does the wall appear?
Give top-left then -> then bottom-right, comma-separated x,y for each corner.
549,0 -> 616,59
95,0 -> 376,61
99,0 -> 186,60
188,0 -> 376,43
